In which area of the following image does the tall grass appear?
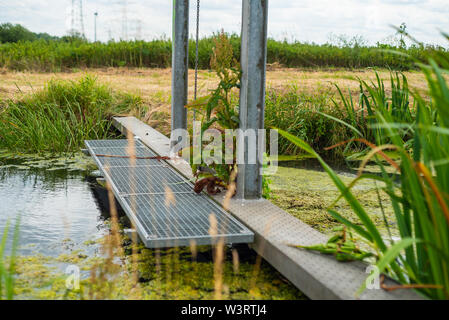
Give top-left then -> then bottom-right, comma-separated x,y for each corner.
330,71 -> 416,155
0,218 -> 20,300
265,84 -> 349,158
265,71 -> 420,160
279,36 -> 449,299
0,75 -> 143,153
0,35 -> 445,72
264,74 -> 415,160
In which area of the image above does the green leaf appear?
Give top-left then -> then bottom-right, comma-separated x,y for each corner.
277,129 -> 387,252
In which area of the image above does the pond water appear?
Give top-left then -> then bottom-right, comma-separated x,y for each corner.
0,154 -> 305,300
0,162 -> 107,257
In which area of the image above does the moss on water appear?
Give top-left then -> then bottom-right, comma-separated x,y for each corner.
12,239 -> 305,300
270,165 -> 397,236
0,150 -> 97,172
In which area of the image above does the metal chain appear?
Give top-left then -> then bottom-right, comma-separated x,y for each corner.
193,0 -> 200,121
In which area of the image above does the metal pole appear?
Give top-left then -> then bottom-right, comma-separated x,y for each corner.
94,12 -> 98,42
193,0 -> 200,122
171,0 -> 189,137
237,0 -> 268,200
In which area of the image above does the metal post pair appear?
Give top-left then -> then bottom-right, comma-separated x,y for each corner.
171,0 -> 268,200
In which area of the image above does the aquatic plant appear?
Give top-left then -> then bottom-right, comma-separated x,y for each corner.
330,71 -> 415,156
186,32 -> 241,193
279,34 -> 449,299
290,226 -> 373,262
0,218 -> 20,300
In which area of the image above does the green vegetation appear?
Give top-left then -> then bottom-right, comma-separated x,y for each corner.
291,226 -> 373,262
279,34 -> 449,299
0,218 -> 20,300
186,32 -> 241,193
0,30 -> 446,71
265,84 -> 348,159
0,75 -> 143,153
332,72 -> 415,150
13,243 -> 304,300
266,38 -> 439,71
0,23 -> 58,43
187,33 -> 273,198
266,70 -> 421,161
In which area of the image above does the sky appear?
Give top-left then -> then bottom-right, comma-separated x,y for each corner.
0,0 -> 448,46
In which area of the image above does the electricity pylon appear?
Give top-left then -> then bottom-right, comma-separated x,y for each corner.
69,0 -> 85,37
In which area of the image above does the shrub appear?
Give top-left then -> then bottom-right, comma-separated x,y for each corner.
1,33 -> 446,72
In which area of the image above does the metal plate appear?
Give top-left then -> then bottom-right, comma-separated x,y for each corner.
85,139 -> 254,248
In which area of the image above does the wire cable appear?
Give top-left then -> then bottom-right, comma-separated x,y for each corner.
193,0 -> 200,121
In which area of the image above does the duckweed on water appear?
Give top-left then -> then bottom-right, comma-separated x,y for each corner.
13,238 -> 305,300
270,166 -> 396,235
0,150 -> 97,172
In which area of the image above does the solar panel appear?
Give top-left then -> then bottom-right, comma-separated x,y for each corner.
85,139 -> 254,248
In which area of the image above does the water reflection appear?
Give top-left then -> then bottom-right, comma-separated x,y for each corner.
0,157 -> 305,300
0,163 -> 109,256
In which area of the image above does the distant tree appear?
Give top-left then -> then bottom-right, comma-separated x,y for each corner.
35,32 -> 59,41
0,23 -> 37,43
327,33 -> 368,48
60,32 -> 87,43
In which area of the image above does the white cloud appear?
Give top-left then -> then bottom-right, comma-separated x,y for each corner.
0,0 -> 447,45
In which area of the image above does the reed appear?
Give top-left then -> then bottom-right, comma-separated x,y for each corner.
265,84 -> 349,158
0,218 -> 20,300
278,36 -> 449,298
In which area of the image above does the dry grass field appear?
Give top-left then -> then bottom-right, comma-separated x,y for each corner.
0,67 -> 430,135
0,67 -> 429,101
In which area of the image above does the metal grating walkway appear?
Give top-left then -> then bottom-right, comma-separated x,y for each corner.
85,139 -> 254,248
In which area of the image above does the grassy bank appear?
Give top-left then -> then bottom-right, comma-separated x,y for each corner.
0,76 -> 143,153
0,35 -> 446,72
0,69 -> 419,160
265,84 -> 348,158
265,70 -> 420,159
